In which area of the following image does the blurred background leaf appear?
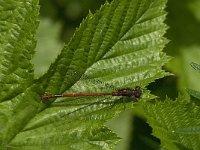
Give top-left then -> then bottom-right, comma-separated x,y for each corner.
165,0 -> 200,92
31,18 -> 64,78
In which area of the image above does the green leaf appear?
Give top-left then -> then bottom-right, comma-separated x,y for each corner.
191,62 -> 200,73
187,88 -> 200,100
0,0 -> 40,146
0,0 -> 39,102
142,97 -> 200,150
39,0 -> 170,94
0,0 -> 169,149
174,126 -> 200,135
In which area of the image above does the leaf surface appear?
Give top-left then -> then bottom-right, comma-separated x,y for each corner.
143,97 -> 200,150
0,0 -> 39,102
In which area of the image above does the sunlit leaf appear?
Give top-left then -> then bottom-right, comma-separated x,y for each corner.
0,0 -> 169,149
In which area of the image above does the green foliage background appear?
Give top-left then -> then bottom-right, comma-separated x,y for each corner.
0,0 -> 200,149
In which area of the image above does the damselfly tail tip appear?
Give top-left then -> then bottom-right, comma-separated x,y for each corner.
40,95 -> 52,100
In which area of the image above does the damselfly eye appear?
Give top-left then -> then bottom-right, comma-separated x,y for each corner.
134,86 -> 142,98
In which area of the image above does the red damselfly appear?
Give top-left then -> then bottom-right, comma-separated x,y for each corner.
41,86 -> 142,101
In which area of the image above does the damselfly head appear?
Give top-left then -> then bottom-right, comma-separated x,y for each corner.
133,86 -> 142,98
115,86 -> 142,99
